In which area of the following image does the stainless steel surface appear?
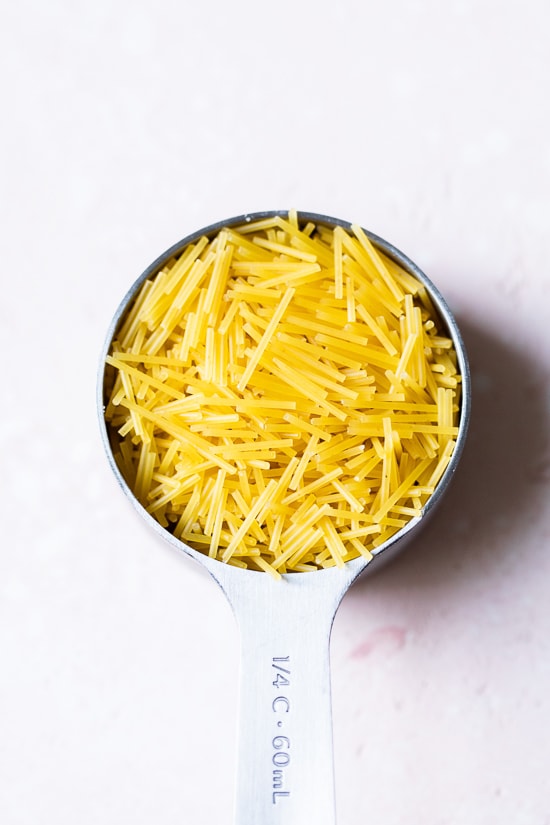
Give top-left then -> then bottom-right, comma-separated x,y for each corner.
97,211 -> 471,824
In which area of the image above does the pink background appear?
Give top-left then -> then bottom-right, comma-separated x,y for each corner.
2,1 -> 550,822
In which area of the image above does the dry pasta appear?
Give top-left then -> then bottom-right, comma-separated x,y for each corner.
104,212 -> 461,578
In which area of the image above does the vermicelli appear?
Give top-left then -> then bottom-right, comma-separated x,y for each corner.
104,213 -> 461,578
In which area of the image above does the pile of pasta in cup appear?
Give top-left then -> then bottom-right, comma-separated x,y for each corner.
105,211 -> 461,579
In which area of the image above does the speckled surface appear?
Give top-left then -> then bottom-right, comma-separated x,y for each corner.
2,1 -> 550,822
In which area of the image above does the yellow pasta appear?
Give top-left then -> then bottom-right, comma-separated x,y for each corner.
104,213 -> 462,576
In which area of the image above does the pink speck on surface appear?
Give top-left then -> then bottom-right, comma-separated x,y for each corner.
350,626 -> 408,660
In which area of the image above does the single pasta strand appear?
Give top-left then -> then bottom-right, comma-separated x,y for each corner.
222,480 -> 278,562
350,224 -> 404,303
252,236 -> 317,262
237,287 -> 295,391
334,226 -> 344,300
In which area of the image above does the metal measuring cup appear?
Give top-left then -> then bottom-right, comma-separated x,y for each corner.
97,211 -> 471,825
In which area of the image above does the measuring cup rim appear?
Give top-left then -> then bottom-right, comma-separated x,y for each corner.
97,210 -> 471,579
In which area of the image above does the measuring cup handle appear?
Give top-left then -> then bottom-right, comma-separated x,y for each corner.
220,569 -> 350,825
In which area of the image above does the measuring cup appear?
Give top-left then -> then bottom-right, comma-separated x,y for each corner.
97,211 -> 471,825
